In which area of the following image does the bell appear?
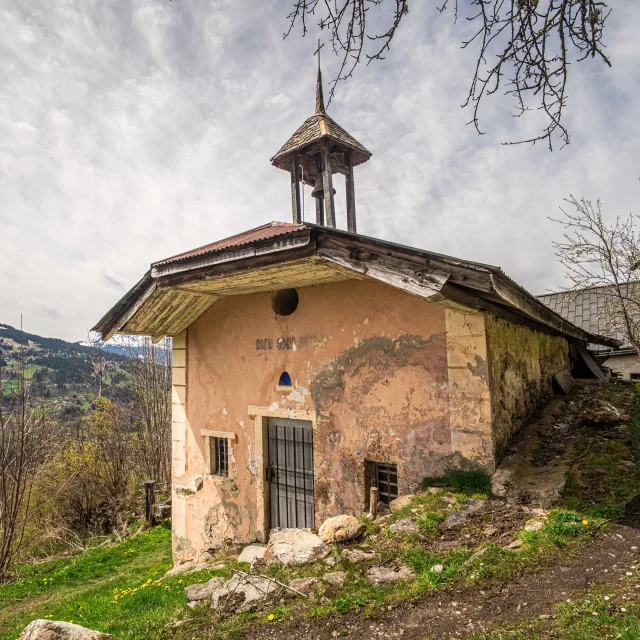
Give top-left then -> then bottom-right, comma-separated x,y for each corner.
310,173 -> 336,199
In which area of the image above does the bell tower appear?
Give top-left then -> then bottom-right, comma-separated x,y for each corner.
270,41 -> 372,233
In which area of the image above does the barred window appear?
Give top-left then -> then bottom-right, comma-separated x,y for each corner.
210,437 -> 229,476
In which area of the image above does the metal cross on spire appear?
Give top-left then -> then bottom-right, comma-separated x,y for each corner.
314,39 -> 326,113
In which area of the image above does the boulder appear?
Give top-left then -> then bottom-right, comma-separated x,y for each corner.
341,547 -> 378,564
581,399 -> 628,428
318,515 -> 365,543
389,495 -> 415,512
288,577 -> 319,594
19,620 -> 110,640
237,544 -> 267,564
184,577 -> 224,602
389,518 -> 420,535
440,499 -> 486,531
366,564 -> 415,586
210,574 -> 278,612
323,571 -> 348,587
265,528 -> 328,566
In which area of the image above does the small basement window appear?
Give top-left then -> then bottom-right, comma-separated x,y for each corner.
272,288 -> 299,316
364,460 -> 399,509
209,437 -> 229,476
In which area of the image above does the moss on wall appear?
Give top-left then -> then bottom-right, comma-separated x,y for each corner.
485,315 -> 569,459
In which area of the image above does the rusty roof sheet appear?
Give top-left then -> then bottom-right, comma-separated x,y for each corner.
271,112 -> 371,165
154,221 -> 305,267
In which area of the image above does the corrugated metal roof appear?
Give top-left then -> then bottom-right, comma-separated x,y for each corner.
153,221 -> 306,267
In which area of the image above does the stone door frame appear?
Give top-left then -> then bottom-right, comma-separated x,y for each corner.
248,405 -> 317,543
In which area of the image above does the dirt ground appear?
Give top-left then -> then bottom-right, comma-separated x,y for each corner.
242,525 -> 640,639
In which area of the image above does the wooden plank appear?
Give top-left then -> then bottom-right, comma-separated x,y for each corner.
316,233 -> 495,294
490,274 -> 593,343
318,245 -> 449,298
345,150 -> 356,233
291,152 -> 302,224
553,368 -> 575,394
102,281 -> 157,341
321,141 -> 336,228
577,344 -> 606,381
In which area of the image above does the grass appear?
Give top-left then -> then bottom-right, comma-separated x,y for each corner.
422,470 -> 493,496
0,525 -> 232,640
561,381 -> 640,520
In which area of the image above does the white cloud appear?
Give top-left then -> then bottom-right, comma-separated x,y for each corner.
0,1 -> 638,340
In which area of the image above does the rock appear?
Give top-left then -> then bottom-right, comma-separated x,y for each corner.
318,515 -> 365,543
323,571 -> 348,587
341,547 -> 378,564
581,399 -> 628,428
186,562 -> 212,574
265,529 -> 328,566
430,564 -> 444,574
197,551 -> 214,563
389,518 -> 420,535
619,460 -> 636,470
19,620 -> 110,640
426,487 -> 443,495
366,564 -> 415,586
288,577 -> 319,594
325,556 -> 339,567
165,561 -> 196,577
482,525 -> 498,536
184,577 -> 224,602
440,499 -> 486,531
505,539 -> 523,550
210,574 -> 278,612
524,518 -> 545,532
376,501 -> 391,516
237,544 -> 267,564
389,495 -> 415,512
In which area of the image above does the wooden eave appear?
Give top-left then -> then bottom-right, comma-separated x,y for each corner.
93,223 -> 617,348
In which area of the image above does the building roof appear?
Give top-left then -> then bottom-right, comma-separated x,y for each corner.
270,68 -> 372,172
537,284 -> 639,353
92,221 -> 620,348
154,222 -> 305,267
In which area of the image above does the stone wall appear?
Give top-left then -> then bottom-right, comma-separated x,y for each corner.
485,315 -> 569,459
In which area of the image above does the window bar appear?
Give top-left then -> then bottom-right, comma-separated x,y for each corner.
292,426 -> 299,528
386,463 -> 390,504
309,429 -> 314,527
283,425 -> 290,528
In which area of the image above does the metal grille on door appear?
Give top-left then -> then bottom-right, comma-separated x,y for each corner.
267,418 -> 314,529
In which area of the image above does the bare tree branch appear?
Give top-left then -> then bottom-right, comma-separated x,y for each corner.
285,0 -> 611,149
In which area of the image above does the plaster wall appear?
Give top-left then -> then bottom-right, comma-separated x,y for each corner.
601,353 -> 640,380
485,315 -> 569,459
172,278 -> 469,562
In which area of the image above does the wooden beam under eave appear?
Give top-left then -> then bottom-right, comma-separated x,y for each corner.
101,282 -> 157,342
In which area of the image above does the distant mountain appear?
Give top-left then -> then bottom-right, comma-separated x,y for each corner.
0,323 -> 131,407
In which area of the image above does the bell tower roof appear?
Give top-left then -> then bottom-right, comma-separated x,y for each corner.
271,43 -> 371,233
270,59 -> 371,174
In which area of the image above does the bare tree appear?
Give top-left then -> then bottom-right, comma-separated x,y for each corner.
552,195 -> 640,352
130,338 -> 171,486
0,334 -> 54,577
285,0 -> 611,149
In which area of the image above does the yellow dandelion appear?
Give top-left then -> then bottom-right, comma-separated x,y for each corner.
268,614 -> 275,621
582,519 -> 589,526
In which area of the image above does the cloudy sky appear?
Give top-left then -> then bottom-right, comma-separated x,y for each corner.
1,1 -> 638,341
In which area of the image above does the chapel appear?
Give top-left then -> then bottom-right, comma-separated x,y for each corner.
94,63 -> 613,562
